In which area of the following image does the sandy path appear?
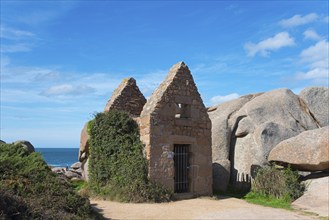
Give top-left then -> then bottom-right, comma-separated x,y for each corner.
91,197 -> 318,220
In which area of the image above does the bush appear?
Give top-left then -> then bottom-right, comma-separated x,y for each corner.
250,165 -> 305,201
88,110 -> 172,202
0,143 -> 102,219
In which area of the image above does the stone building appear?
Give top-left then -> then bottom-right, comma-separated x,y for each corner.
139,62 -> 213,196
104,77 -> 146,117
79,77 -> 146,180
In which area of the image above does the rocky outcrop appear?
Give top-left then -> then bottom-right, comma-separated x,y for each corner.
14,140 -> 35,153
0,140 -> 5,144
104,77 -> 146,117
51,162 -> 83,180
78,123 -> 89,162
268,126 -> 329,171
208,93 -> 262,192
293,176 -> 329,217
209,88 -> 321,191
299,87 -> 329,127
78,123 -> 90,180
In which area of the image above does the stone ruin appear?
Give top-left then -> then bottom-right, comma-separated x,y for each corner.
79,62 -> 213,196
139,62 -> 212,196
78,77 -> 147,180
103,77 -> 146,117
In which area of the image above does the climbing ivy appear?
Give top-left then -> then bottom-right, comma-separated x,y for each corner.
88,110 -> 172,202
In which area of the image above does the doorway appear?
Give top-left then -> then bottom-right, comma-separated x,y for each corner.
174,144 -> 190,193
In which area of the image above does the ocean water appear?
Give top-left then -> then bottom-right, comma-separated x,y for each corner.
36,148 -> 79,167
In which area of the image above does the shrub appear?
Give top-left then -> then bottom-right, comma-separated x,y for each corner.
88,110 -> 172,202
0,143 -> 102,219
250,165 -> 305,201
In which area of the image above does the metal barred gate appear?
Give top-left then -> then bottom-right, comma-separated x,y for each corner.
174,144 -> 190,193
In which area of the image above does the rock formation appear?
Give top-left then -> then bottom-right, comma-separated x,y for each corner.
269,126 -> 329,171
51,162 -> 84,180
299,87 -> 329,127
292,176 -> 329,217
14,140 -> 35,153
209,88 -> 323,191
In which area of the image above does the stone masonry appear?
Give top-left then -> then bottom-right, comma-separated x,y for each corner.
104,77 -> 146,117
139,62 -> 213,196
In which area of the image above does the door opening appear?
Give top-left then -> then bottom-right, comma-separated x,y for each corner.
174,144 -> 190,193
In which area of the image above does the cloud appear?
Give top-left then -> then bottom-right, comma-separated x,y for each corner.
300,40 -> 328,67
1,44 -> 32,53
323,16 -> 329,23
0,26 -> 34,40
295,68 -> 327,80
303,29 -> 322,41
279,13 -> 318,28
295,40 -> 329,84
41,84 -> 96,97
210,93 -> 240,105
244,32 -> 295,57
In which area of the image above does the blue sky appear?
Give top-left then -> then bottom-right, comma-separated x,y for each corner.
1,1 -> 328,148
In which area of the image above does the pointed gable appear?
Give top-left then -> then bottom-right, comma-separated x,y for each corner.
104,77 -> 146,117
141,61 -> 206,117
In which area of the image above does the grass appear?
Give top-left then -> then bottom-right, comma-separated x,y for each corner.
214,188 -> 292,210
244,192 -> 292,210
71,179 -> 88,191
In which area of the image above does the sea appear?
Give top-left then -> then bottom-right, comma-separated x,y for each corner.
35,148 -> 79,167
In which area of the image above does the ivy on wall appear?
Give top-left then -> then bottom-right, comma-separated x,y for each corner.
88,110 -> 172,202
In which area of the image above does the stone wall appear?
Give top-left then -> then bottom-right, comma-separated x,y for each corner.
139,62 -> 212,196
104,77 -> 146,117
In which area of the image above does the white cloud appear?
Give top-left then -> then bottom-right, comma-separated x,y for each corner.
300,40 -> 328,67
210,93 -> 240,105
295,40 -> 329,84
0,26 -> 34,40
41,84 -> 96,97
323,16 -> 329,23
1,44 -> 32,53
279,13 -> 318,28
303,29 -> 322,41
244,32 -> 295,57
295,68 -> 328,80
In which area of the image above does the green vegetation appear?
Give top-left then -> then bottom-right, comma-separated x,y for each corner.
88,110 -> 172,202
244,192 -> 292,210
244,165 -> 306,209
0,143 -> 102,220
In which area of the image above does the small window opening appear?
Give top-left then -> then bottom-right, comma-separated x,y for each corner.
175,103 -> 191,118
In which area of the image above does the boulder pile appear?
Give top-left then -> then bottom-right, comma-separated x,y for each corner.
209,87 -> 328,191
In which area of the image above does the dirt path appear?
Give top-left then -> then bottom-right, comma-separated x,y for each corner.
91,197 -> 319,220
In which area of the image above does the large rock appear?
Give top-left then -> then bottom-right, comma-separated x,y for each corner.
81,158 -> 89,181
268,126 -> 329,171
71,162 -> 81,170
14,140 -> 35,153
78,123 -> 89,162
209,88 -> 320,191
300,87 -> 329,127
208,93 -> 262,192
293,176 -> 329,217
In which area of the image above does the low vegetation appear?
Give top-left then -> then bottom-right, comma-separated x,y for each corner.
88,110 -> 172,202
244,165 -> 306,209
0,143 -> 102,219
